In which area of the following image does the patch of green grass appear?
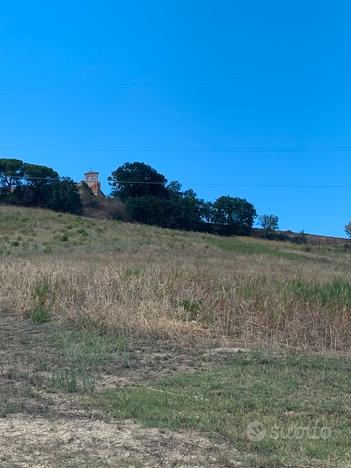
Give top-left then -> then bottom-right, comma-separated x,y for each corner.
49,371 -> 79,393
207,236 -> 304,261
179,299 -> 203,321
48,329 -> 130,392
122,265 -> 142,279
42,245 -> 53,254
239,276 -> 351,310
93,352 -> 351,467
30,277 -> 55,323
290,278 -> 351,307
0,382 -> 41,417
30,306 -> 51,324
77,228 -> 89,237
52,330 -> 128,370
59,232 -> 69,242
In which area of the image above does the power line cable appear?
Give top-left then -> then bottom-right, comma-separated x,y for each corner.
3,175 -> 351,189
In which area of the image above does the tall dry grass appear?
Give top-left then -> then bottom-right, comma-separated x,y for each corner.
1,248 -> 350,351
1,205 -> 350,351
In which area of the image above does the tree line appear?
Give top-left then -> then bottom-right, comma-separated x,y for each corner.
0,158 -> 279,236
108,162 -> 258,235
0,159 -> 82,214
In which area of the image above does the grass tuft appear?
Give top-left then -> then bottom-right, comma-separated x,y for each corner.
30,306 -> 51,324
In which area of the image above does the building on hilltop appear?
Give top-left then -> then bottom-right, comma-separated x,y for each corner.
83,170 -> 102,196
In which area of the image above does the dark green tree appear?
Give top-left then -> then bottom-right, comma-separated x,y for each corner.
345,222 -> 351,239
167,189 -> 204,230
0,158 -> 24,195
212,196 -> 257,235
126,195 -> 170,227
167,180 -> 183,199
46,178 -> 82,214
258,214 -> 279,235
199,201 -> 213,224
23,163 -> 59,205
109,162 -> 168,201
124,181 -> 205,231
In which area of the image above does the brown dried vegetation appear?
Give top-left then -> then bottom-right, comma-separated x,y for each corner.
1,205 -> 350,351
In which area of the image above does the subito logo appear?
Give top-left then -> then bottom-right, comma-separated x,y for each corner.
246,421 -> 267,442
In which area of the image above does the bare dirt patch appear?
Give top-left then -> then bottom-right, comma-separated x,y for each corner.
0,314 -> 243,467
0,416 -> 242,467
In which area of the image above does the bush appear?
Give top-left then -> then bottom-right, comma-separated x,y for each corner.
292,231 -> 307,244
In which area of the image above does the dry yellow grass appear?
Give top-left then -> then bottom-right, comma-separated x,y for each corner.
1,204 -> 350,351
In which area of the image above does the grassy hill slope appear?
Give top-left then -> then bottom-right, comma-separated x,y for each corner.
1,204 -> 351,350
1,205 -> 351,467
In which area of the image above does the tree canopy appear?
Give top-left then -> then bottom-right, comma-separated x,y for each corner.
46,178 -> 82,215
22,163 -> 59,205
109,162 -> 168,201
108,163 -> 258,235
211,196 -> 257,235
258,214 -> 279,234
0,159 -> 81,215
0,159 -> 24,194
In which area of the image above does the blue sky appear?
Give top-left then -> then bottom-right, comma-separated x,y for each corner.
1,1 -> 351,236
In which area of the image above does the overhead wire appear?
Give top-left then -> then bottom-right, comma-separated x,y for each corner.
2,175 -> 351,189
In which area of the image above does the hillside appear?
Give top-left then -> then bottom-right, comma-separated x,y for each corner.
1,204 -> 351,349
1,205 -> 351,467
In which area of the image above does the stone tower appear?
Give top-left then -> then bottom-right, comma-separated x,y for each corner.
84,170 -> 101,196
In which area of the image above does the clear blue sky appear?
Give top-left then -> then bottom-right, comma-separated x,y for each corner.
1,1 -> 351,236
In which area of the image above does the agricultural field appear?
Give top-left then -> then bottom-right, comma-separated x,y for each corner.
0,205 -> 350,467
